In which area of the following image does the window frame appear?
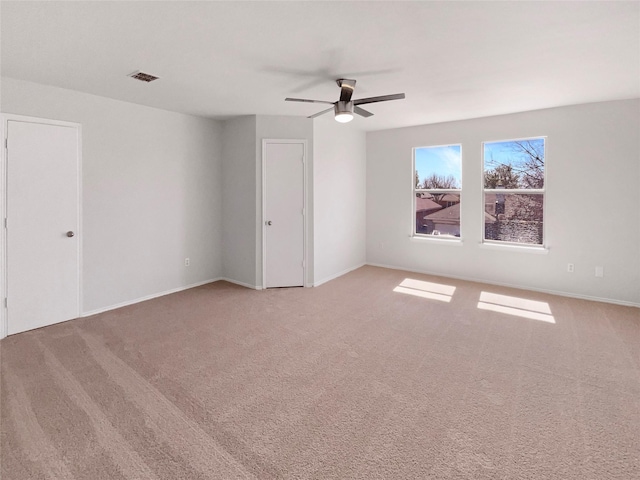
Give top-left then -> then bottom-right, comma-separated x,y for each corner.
412,144 -> 463,241
481,136 -> 547,248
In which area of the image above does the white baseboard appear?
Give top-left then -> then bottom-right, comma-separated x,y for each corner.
11,262 -> 635,339
82,278 -> 222,317
313,262 -> 367,287
366,262 -> 640,308
218,277 -> 262,290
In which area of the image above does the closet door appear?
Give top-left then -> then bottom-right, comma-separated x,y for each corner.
6,118 -> 80,334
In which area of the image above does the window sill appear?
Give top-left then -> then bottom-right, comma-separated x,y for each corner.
410,235 -> 464,246
479,242 -> 549,254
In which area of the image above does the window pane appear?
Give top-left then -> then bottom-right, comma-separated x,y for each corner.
415,145 -> 461,189
484,138 -> 544,189
484,193 -> 543,245
416,193 -> 461,237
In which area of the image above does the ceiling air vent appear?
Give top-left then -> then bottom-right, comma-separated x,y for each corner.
127,71 -> 159,83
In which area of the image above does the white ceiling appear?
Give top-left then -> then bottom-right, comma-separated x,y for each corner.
2,1 -> 638,131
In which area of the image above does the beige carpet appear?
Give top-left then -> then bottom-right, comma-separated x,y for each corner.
1,265 -> 639,479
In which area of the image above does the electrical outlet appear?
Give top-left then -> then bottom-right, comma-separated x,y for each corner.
185,258 -> 190,267
567,263 -> 574,273
595,266 -> 604,278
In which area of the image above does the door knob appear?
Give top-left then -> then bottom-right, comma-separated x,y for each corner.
266,221 -> 272,226
66,231 -> 75,237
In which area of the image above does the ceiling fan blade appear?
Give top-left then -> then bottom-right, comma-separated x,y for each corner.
354,106 -> 374,118
353,93 -> 405,105
308,107 -> 334,119
338,79 -> 357,102
285,97 -> 334,105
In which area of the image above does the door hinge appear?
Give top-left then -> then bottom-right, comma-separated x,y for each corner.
4,298 -> 7,309
4,138 -> 7,149
3,218 -> 6,229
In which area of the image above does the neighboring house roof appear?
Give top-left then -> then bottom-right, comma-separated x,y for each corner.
484,212 -> 497,224
439,193 -> 460,203
416,197 -> 442,212
424,203 -> 461,223
424,203 -> 496,223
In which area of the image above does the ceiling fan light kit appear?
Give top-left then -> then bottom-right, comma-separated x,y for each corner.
334,101 -> 354,123
285,78 -> 405,123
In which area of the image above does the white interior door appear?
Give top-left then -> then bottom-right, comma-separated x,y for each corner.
6,119 -> 80,335
264,141 -> 305,288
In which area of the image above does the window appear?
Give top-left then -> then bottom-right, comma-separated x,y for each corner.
483,138 -> 545,246
413,145 -> 462,238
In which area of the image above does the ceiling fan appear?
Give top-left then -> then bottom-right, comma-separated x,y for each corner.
285,79 -> 405,123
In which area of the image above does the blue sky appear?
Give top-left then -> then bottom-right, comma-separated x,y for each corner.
483,138 -> 545,171
415,145 -> 461,187
415,139 -> 544,188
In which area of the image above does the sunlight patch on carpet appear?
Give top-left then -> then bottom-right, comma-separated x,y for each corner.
393,278 -> 456,303
477,291 -> 555,323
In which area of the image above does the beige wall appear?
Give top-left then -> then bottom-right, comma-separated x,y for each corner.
366,99 -> 640,305
221,116 -> 258,288
2,77 -> 223,313
313,116 -> 367,285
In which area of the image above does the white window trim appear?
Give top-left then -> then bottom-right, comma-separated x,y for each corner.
481,136 -> 547,249
479,241 -> 549,254
410,235 -> 464,246
412,144 -> 463,241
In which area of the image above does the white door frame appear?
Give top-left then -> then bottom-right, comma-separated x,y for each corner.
0,113 -> 83,339
261,139 -> 308,288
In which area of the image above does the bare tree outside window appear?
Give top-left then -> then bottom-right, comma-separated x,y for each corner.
483,138 -> 545,246
420,173 -> 459,189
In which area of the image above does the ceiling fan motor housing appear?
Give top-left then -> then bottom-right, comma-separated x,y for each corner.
335,101 -> 354,115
